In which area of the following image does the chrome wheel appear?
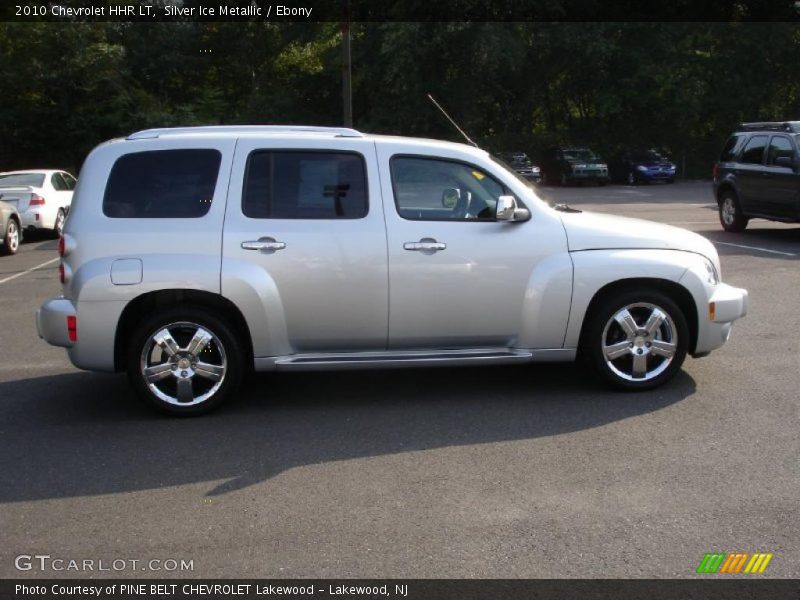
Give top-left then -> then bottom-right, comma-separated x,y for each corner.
601,302 -> 678,382
6,220 -> 19,254
139,322 -> 227,407
721,197 -> 736,226
54,210 -> 65,236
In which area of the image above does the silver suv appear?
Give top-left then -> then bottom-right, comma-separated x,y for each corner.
37,126 -> 748,415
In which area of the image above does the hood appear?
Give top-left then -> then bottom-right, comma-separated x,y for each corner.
559,210 -> 717,260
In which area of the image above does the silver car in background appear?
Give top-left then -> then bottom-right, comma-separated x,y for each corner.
36,126 -> 748,415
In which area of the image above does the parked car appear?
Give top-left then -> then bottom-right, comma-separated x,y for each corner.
0,170 -> 76,237
495,152 -> 542,183
0,200 -> 21,255
609,149 -> 677,185
538,147 -> 609,186
37,125 -> 747,415
713,121 -> 800,232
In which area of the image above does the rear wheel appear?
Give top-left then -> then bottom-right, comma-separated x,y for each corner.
127,307 -> 244,415
718,191 -> 748,232
2,218 -> 20,255
582,289 -> 689,390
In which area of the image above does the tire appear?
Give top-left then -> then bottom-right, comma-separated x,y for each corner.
2,218 -> 20,256
53,208 -> 66,238
582,288 -> 689,391
718,191 -> 748,232
127,307 -> 244,415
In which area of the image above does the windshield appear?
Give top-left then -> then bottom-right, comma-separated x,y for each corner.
631,150 -> 668,162
491,156 -> 537,188
0,173 -> 45,187
562,149 -> 598,162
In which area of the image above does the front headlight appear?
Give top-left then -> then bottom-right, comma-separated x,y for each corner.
703,257 -> 720,285
636,165 -> 648,172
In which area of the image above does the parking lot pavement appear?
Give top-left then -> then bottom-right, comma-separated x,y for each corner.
1,181 -> 798,579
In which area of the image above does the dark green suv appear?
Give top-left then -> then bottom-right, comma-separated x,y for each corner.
713,121 -> 800,232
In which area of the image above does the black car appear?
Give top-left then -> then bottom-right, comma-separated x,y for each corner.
713,121 -> 800,232
609,149 -> 677,185
495,152 -> 541,183
538,147 -> 609,186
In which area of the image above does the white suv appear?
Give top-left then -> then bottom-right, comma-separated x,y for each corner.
37,126 -> 748,415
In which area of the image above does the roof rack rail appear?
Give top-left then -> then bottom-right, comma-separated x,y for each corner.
127,125 -> 364,140
737,121 -> 800,133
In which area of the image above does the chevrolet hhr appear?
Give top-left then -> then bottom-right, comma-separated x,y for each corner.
36,126 -> 748,414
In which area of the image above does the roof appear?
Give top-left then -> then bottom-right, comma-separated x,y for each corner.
127,125 -> 364,140
737,121 -> 800,133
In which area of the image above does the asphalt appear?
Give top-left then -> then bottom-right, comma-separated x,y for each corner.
0,181 -> 797,578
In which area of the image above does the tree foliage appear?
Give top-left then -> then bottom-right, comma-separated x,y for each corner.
1,22 -> 799,176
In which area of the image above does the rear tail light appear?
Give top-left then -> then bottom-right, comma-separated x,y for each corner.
29,194 -> 45,206
67,315 -> 77,342
58,262 -> 65,284
58,236 -> 65,257
712,163 -> 719,179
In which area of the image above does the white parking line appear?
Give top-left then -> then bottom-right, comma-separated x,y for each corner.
714,241 -> 797,257
0,257 -> 59,285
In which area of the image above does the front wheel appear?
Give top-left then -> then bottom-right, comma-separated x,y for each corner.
127,308 -> 244,415
582,289 -> 689,390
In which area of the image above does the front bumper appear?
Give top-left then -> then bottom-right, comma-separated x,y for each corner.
693,283 -> 748,355
36,297 -> 76,348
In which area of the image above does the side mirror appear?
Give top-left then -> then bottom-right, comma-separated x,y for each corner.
496,195 -> 530,222
774,156 -> 795,169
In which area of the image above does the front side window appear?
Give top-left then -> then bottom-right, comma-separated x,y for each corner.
103,149 -> 221,218
740,135 -> 768,164
767,136 -> 794,165
391,157 -> 509,221
242,151 -> 367,219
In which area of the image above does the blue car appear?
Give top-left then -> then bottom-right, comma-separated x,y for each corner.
610,149 -> 677,185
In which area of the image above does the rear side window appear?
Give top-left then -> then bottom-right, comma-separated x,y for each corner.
242,151 -> 367,219
740,135 -> 768,165
719,135 -> 743,162
103,149 -> 221,218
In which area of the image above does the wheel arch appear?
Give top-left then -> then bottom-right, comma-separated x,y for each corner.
715,181 -> 738,204
114,289 -> 254,372
578,278 -> 699,355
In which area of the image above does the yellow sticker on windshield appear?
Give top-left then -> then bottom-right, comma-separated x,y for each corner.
471,170 -> 485,180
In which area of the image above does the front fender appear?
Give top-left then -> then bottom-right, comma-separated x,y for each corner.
564,249 -> 699,348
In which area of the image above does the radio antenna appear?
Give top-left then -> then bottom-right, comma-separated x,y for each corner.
427,93 -> 479,148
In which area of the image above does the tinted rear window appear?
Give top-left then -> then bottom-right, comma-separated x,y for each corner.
103,149 -> 221,218
243,151 -> 367,219
0,173 -> 45,187
719,136 -> 743,162
740,135 -> 768,165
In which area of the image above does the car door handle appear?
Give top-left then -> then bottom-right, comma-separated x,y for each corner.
403,240 -> 446,252
241,238 -> 286,251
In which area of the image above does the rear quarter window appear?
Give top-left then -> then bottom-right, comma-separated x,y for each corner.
103,149 -> 221,218
719,135 -> 744,162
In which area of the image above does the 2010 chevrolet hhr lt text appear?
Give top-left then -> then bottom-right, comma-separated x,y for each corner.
36,126 -> 748,414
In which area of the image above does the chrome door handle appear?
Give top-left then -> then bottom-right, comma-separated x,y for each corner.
241,238 -> 286,251
404,240 -> 446,252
